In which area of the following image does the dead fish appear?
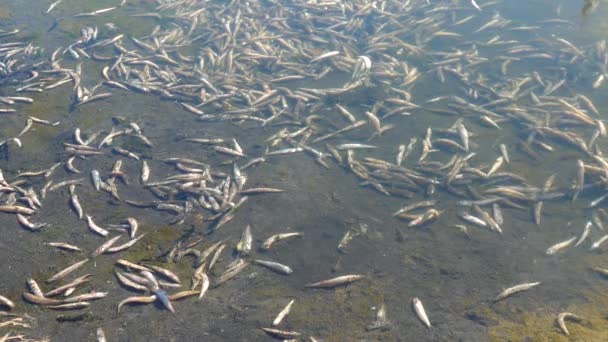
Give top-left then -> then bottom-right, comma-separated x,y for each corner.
470,0 -> 482,11
305,275 -> 365,288
546,236 -> 577,255
272,299 -> 295,326
590,266 -> 608,276
557,312 -> 582,336
393,201 -> 437,217
86,215 -> 109,237
91,236 -> 121,257
481,116 -> 501,129
456,121 -> 469,151
574,221 -> 592,247
97,328 -> 107,342
0,295 -> 15,310
492,203 -> 504,226
367,303 -> 390,331
181,102 -> 204,115
117,295 -> 156,313
70,188 -> 84,219
63,291 -> 107,303
214,146 -> 245,157
336,143 -> 377,150
593,74 -> 605,89
45,274 -> 91,297
252,259 -> 293,275
499,144 -> 509,163
141,160 -> 150,183
408,209 -> 441,227
49,302 -> 90,310
153,289 -> 175,313
17,214 -> 46,230
494,282 -> 541,302
27,279 -> 45,298
337,230 -> 356,253
168,290 -> 199,301
572,160 -> 584,202
106,234 -> 146,254
115,259 -> 152,273
148,265 -> 180,284
260,232 -> 303,250
91,170 -> 101,191
46,259 -> 89,283
214,259 -> 249,287
239,187 -> 284,195
126,217 -> 138,238
460,213 -> 488,228
113,147 -> 140,160
65,157 -> 81,174
486,156 -> 504,177
197,273 -> 210,300
115,272 -> 148,292
0,205 -> 36,215
589,234 -> 608,251
260,328 -> 301,339
23,292 -> 63,305
589,193 -> 608,208
46,0 -> 62,13
310,50 -> 340,63
236,224 -> 252,256
412,297 -> 431,328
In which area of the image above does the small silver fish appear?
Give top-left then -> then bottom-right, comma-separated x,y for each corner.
91,170 -> 101,191
494,282 -> 541,302
572,160 -> 585,202
470,0 -> 482,11
499,144 -> 509,163
70,191 -> 84,220
252,259 -> 293,275
396,144 -> 406,166
97,328 -> 107,342
272,299 -> 295,326
590,234 -> 608,251
260,232 -> 303,250
574,221 -> 592,247
236,224 -> 252,256
86,215 -> 109,236
546,236 -> 577,255
412,297 -> 431,328
306,275 -> 364,288
141,160 -> 150,183
557,312 -> 582,336
91,235 -> 121,257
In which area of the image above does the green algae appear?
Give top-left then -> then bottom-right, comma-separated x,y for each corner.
73,225 -> 187,284
288,282 -> 385,341
486,288 -> 608,341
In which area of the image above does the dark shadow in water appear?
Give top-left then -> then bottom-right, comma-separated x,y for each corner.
582,0 -> 599,17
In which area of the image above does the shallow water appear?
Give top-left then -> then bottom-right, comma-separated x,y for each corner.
2,0 -> 608,341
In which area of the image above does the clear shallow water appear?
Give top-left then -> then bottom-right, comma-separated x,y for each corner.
1,0 -> 608,341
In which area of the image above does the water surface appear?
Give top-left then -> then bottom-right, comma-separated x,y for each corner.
1,0 -> 608,341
